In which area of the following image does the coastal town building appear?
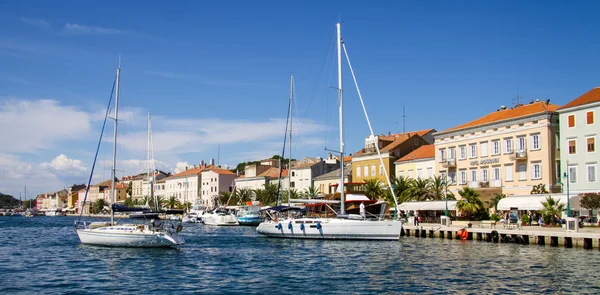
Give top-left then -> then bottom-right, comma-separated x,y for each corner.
351,129 -> 435,183
125,170 -> 170,200
557,88 -> 600,194
103,182 -> 128,204
200,168 -> 236,207
290,155 -> 339,192
235,166 -> 288,191
395,145 -> 436,180
313,163 -> 352,196
164,161 -> 215,206
433,100 -> 561,202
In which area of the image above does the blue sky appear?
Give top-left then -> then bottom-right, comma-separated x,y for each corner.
1,0 -> 600,198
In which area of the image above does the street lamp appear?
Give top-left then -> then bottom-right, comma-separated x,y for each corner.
442,173 -> 449,217
563,161 -> 571,217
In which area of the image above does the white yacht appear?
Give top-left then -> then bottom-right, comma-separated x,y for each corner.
202,208 -> 239,226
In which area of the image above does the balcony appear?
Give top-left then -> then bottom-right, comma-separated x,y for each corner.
442,158 -> 457,168
509,150 -> 527,161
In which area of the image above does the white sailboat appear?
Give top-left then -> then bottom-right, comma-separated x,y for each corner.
256,22 -> 402,240
75,62 -> 184,247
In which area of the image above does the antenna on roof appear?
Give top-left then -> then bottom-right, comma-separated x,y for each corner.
512,94 -> 522,107
402,106 -> 406,134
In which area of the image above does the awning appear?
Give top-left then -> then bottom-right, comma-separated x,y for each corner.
397,201 -> 457,211
496,194 -> 581,211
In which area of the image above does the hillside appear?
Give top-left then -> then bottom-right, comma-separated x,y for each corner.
0,193 -> 20,208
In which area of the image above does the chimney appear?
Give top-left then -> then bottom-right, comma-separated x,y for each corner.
200,160 -> 205,167
535,98 -> 540,102
500,105 -> 506,110
529,100 -> 534,104
546,99 -> 551,105
210,158 -> 215,166
388,131 -> 391,136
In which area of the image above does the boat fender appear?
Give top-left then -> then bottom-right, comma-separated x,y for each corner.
288,222 -> 292,230
457,229 -> 464,237
300,223 -> 305,231
461,230 -> 468,240
316,222 -> 322,230
276,223 -> 282,230
176,224 -> 183,233
491,230 -> 499,241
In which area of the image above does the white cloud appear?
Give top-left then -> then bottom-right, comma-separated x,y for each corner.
62,23 -> 134,35
0,153 -> 63,197
40,154 -> 87,176
174,162 -> 191,174
20,17 -> 50,29
0,99 -> 92,153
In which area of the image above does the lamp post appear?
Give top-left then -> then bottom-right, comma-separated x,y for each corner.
443,174 -> 449,217
563,161 -> 571,217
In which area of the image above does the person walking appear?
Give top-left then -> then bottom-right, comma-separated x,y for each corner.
414,211 -> 419,226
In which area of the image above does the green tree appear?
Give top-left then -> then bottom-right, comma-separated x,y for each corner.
389,176 -> 414,206
234,188 -> 254,205
123,197 -> 135,208
409,178 -> 432,201
303,186 -> 320,199
487,193 -> 506,212
364,178 -> 384,200
429,175 -> 447,201
282,188 -> 299,204
579,192 -> 600,220
178,201 -> 192,211
126,182 -> 132,198
91,199 -> 108,214
539,196 -> 566,225
254,183 -> 280,206
218,192 -> 232,206
167,196 -> 180,209
530,183 -> 549,194
456,187 -> 484,220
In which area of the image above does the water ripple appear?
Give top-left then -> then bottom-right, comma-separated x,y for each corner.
1,217 -> 600,294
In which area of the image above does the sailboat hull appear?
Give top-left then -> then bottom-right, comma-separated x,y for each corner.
256,218 -> 402,240
76,227 -> 184,247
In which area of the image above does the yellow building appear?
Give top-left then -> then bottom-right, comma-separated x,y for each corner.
395,145 -> 436,179
433,101 -> 561,203
351,129 -> 435,183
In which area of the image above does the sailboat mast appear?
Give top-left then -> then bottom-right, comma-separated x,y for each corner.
110,63 -> 121,225
337,22 -> 345,215
288,74 -> 293,209
147,113 -> 151,203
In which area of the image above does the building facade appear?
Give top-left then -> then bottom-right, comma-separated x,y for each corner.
395,145 -> 436,180
313,163 -> 352,196
164,164 -> 215,206
434,101 -> 561,202
200,168 -> 236,207
558,88 -> 600,194
351,129 -> 434,183
289,155 -> 339,193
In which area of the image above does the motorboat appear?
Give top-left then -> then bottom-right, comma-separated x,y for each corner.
202,208 -> 239,226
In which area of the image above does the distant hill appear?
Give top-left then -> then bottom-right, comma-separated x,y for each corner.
0,193 -> 20,208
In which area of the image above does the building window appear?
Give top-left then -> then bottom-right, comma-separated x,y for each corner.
517,137 -> 526,152
364,166 -> 369,177
587,137 -> 595,152
439,149 -> 447,162
291,172 -> 295,177
408,170 -> 413,179
493,168 -> 501,181
588,165 -> 597,182
449,148 -> 456,161
480,142 -> 488,157
470,170 -> 477,183
568,115 -> 575,127
371,164 -> 376,177
492,141 -> 500,155
417,168 -> 423,179
427,167 -> 433,178
481,169 -> 489,182
518,164 -> 527,180
505,165 -> 513,181
357,166 -> 361,177
399,170 -> 404,177
504,138 -> 513,154
569,140 -> 576,154
569,166 -> 577,183
531,163 -> 542,179
448,171 -> 456,184
459,146 -> 466,160
469,144 -> 477,158
379,165 -> 384,175
530,134 -> 540,150
587,111 -> 594,125
459,170 -> 467,184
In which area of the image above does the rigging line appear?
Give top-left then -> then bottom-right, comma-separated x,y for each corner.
78,77 -> 116,222
342,42 -> 399,217
302,28 -> 336,123
276,80 -> 293,207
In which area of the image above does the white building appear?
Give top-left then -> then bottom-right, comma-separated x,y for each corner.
290,155 -> 339,192
164,163 -> 215,205
201,168 -> 236,207
313,163 -> 352,196
558,88 -> 600,194
395,145 -> 436,180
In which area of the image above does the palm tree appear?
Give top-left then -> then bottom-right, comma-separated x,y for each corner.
91,199 -> 108,214
123,196 -> 135,208
218,192 -> 231,206
389,176 -> 414,205
303,185 -> 320,199
456,187 -> 484,219
429,175 -> 446,201
166,196 -> 180,209
409,178 -> 432,201
234,188 -> 253,205
254,183 -> 279,206
487,193 -> 506,212
539,196 -> 566,225
364,178 -> 384,200
282,188 -> 299,203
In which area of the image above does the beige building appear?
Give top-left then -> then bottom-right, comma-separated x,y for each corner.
433,101 -> 561,202
395,145 -> 436,180
313,163 -> 352,196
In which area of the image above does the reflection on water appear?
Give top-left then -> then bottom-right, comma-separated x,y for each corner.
1,217 -> 599,294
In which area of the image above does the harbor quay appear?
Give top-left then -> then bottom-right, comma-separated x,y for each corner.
402,222 -> 600,250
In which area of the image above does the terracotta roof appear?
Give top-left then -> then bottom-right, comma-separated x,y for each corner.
378,129 -> 434,141
93,179 -> 116,187
166,165 -> 215,179
343,156 -> 352,163
558,88 -> 600,110
395,145 -> 435,163
292,158 -> 319,169
205,167 -> 235,175
443,102 -> 560,132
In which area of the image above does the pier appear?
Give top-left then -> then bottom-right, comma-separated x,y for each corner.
402,223 -> 600,250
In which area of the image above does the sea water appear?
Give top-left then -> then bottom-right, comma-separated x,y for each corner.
1,216 -> 599,294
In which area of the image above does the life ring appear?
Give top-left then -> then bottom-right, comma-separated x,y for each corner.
457,229 -> 464,237
176,224 -> 183,233
461,229 -> 468,240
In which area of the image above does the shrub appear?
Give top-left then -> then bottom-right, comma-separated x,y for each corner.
521,214 -> 530,224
